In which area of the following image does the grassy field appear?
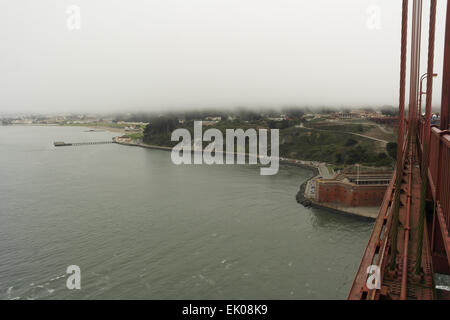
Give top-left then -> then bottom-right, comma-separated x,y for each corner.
127,132 -> 144,140
279,126 -> 392,166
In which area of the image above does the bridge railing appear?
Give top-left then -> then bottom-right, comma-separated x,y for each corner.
429,127 -> 441,197
418,124 -> 450,265
438,134 -> 450,232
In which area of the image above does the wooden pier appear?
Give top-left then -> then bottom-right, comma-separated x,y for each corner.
53,141 -> 115,147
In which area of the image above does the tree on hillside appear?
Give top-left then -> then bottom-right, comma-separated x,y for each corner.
283,107 -> 305,119
381,106 -> 399,116
345,138 -> 358,146
143,116 -> 179,142
386,142 -> 397,159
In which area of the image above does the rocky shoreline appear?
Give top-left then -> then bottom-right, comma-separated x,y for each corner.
294,168 -> 319,207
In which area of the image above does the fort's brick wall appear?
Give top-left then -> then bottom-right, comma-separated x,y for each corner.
317,182 -> 387,207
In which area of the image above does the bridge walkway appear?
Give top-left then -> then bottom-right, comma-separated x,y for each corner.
348,138 -> 435,300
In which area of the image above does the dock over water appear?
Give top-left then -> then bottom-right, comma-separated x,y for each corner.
54,141 -> 115,147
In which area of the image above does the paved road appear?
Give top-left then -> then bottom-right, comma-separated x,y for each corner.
296,123 -> 389,145
347,132 -> 388,144
318,163 -> 334,179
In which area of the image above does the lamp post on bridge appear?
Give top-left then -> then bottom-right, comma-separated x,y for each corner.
419,73 -> 438,117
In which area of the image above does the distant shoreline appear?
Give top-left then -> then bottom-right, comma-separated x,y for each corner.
4,123 -> 126,134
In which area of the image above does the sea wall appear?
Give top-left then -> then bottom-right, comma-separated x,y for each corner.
295,167 -> 319,206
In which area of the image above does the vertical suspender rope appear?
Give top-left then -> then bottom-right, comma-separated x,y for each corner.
390,0 -> 409,270
416,0 -> 437,274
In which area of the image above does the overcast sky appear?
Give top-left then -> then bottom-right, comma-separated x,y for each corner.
0,0 -> 448,113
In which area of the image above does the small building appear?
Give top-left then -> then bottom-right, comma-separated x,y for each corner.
205,116 -> 222,121
114,135 -> 131,143
203,120 -> 220,126
339,112 -> 353,120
